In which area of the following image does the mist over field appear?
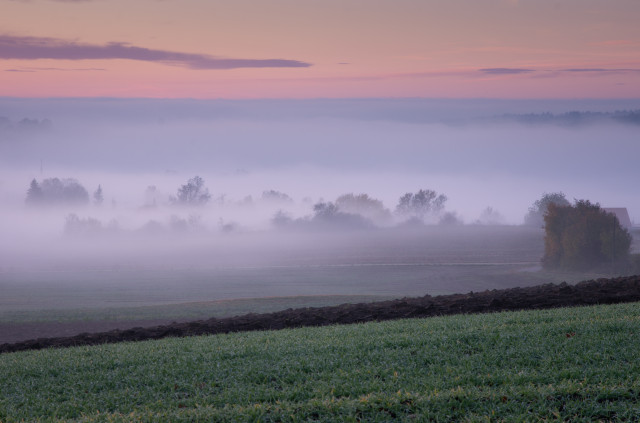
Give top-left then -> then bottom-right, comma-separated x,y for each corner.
1,98 -> 638,314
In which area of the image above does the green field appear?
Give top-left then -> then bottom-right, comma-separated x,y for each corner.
2,302 -> 640,422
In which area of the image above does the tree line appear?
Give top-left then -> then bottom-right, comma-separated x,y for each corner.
23,177 -> 636,271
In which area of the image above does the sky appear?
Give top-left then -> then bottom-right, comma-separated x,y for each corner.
2,0 -> 640,99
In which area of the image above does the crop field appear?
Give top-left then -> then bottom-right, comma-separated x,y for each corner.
2,301 -> 640,422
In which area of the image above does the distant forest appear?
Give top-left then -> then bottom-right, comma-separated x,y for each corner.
496,110 -> 640,126
0,116 -> 52,130
1,109 -> 640,131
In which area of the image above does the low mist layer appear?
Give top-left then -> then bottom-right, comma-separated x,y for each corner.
0,98 -> 638,312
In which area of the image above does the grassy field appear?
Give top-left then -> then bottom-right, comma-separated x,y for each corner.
2,302 -> 640,422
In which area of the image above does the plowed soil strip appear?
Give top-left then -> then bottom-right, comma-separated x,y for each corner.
2,275 -> 639,354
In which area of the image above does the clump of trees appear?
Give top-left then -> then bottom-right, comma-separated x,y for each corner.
335,193 -> 391,224
543,200 -> 632,270
395,189 -> 447,221
311,201 -> 372,229
64,213 -> 102,236
525,192 -> 570,227
26,178 -> 89,206
261,190 -> 293,204
171,176 -> 211,206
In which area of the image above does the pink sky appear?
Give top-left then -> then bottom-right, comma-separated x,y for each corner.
1,0 -> 640,98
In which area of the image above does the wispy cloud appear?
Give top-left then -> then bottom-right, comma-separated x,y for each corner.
561,68 -> 640,73
591,40 -> 637,47
479,68 -> 534,75
0,35 -> 312,69
5,68 -> 36,72
5,66 -> 105,72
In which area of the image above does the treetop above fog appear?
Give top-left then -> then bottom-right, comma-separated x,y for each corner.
25,177 -> 89,206
171,176 -> 211,207
395,189 -> 447,220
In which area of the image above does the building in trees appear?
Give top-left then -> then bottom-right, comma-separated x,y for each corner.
543,200 -> 631,270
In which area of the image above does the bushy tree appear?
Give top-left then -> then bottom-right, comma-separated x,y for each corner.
396,189 -> 447,220
525,192 -> 570,227
335,193 -> 391,223
543,200 -> 631,270
172,176 -> 211,206
311,201 -> 372,229
439,211 -> 463,226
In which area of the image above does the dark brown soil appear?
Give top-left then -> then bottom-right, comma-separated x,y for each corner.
2,275 -> 639,354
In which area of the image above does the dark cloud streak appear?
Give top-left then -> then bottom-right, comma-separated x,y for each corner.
0,35 -> 312,69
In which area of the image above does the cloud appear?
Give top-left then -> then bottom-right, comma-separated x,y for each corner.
561,68 -> 640,73
5,68 -> 36,72
0,35 -> 312,69
479,68 -> 534,75
5,66 -> 105,72
591,40 -> 636,47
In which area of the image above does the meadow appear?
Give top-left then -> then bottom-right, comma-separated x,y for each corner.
2,301 -> 639,422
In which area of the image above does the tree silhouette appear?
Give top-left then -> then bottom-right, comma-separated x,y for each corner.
93,185 -> 104,206
25,177 -> 89,206
396,189 -> 447,220
172,176 -> 211,206
25,179 -> 44,206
